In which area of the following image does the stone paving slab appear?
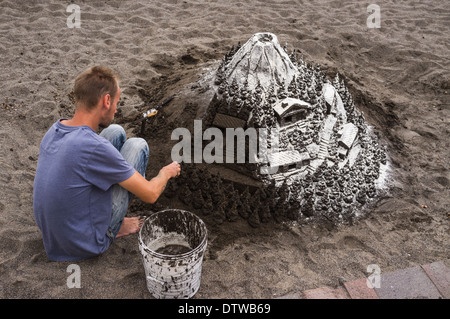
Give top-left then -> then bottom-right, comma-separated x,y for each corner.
374,265 -> 443,299
302,287 -> 349,299
421,261 -> 450,299
286,260 -> 447,299
343,278 -> 379,299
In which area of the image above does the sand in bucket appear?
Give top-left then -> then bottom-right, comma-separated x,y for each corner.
138,209 -> 207,299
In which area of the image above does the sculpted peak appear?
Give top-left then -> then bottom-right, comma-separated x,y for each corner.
224,33 -> 298,92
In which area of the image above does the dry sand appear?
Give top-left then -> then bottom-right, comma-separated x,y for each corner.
0,0 -> 448,298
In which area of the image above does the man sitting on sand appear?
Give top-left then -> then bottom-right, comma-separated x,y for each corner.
33,66 -> 180,261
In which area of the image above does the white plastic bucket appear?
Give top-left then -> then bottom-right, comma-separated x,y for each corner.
138,209 -> 208,299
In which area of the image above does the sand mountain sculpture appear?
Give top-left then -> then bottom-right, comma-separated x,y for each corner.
176,32 -> 388,226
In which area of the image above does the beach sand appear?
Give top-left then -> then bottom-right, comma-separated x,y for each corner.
0,0 -> 448,298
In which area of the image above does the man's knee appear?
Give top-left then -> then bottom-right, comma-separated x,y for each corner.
101,124 -> 125,136
107,124 -> 124,131
121,138 -> 149,162
121,138 -> 149,176
127,138 -> 149,154
100,125 -> 126,150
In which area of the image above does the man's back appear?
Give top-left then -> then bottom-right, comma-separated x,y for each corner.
33,120 -> 134,261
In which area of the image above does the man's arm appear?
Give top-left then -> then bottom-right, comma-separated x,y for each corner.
119,161 -> 180,204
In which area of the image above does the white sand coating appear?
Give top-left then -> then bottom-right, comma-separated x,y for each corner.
224,33 -> 298,92
204,32 -> 389,224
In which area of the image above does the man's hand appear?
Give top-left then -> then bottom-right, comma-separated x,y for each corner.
160,161 -> 181,179
119,161 -> 181,204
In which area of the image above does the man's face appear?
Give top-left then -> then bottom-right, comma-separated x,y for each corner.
99,85 -> 121,129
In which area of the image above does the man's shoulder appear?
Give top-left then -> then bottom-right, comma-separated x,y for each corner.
81,130 -> 124,162
54,123 -> 118,157
72,126 -> 112,148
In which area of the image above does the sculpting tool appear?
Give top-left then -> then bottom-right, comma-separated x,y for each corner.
134,95 -> 174,135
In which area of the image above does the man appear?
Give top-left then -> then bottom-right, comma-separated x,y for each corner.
33,66 -> 180,261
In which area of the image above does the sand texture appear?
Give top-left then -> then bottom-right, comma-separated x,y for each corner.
0,0 -> 448,298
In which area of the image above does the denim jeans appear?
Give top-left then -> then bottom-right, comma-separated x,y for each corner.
99,124 -> 149,241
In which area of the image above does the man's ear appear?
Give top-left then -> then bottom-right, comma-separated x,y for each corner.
102,94 -> 111,109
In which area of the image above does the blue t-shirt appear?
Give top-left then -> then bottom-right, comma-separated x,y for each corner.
33,120 -> 135,261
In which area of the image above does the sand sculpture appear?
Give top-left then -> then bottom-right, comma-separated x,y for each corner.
169,33 -> 388,227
